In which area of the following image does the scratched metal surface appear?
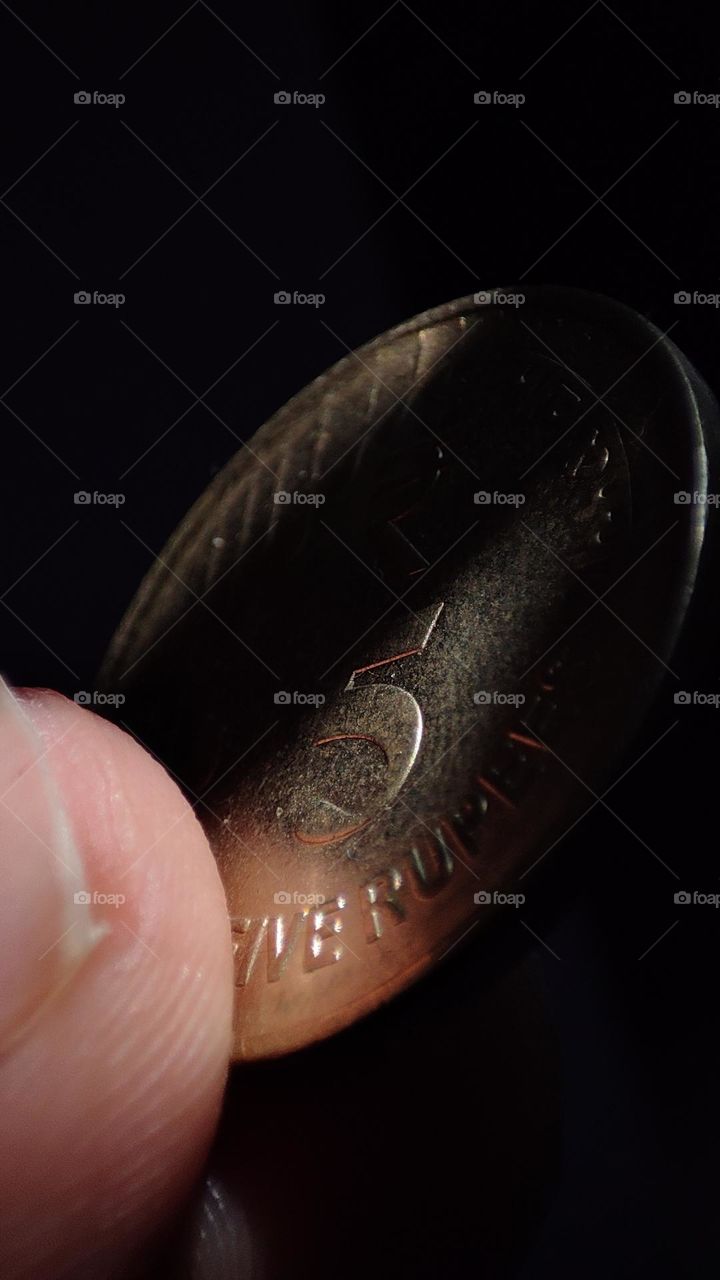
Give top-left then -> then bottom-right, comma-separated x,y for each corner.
99,287 -> 716,1058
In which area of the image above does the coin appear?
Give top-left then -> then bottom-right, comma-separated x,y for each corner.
100,287 -> 718,1059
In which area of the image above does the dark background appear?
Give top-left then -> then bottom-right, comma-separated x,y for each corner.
2,3 -> 720,1277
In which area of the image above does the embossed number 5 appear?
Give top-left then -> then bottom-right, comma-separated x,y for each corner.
295,603 -> 444,845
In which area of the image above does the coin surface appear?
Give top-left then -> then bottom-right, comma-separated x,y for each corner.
100,288 -> 717,1059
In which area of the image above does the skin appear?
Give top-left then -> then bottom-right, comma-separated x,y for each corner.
0,689 -> 234,1279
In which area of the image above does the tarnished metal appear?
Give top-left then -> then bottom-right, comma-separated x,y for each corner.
100,288 -> 717,1058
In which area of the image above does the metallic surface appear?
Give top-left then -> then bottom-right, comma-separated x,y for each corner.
100,287 -> 717,1059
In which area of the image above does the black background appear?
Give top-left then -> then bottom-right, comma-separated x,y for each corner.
2,3 -> 720,1277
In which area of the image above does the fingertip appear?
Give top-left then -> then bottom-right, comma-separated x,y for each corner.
0,688 -> 233,1279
